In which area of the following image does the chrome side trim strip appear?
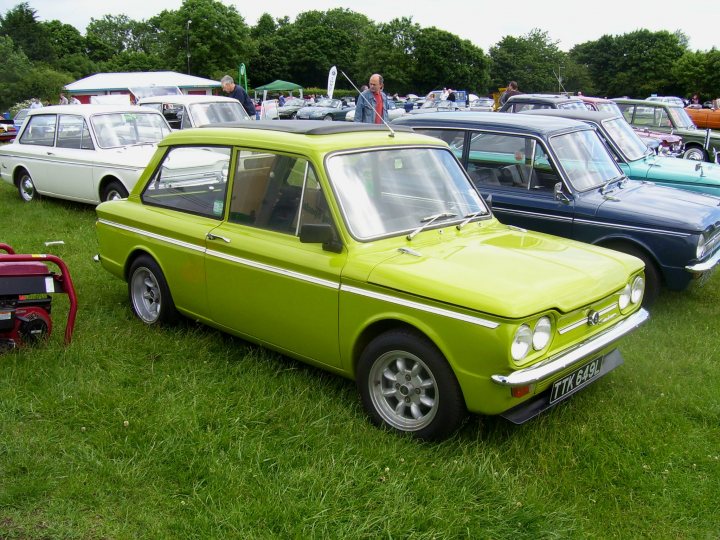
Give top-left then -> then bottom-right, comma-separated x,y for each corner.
207,249 -> 339,289
100,218 -> 501,328
558,302 -> 619,335
341,284 -> 500,329
491,308 -> 649,387
494,207 -> 573,222
97,218 -> 205,254
574,218 -> 688,237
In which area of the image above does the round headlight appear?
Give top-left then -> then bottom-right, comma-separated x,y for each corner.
511,324 -> 533,361
618,283 -> 631,310
631,275 -> 645,304
532,317 -> 552,350
697,234 -> 707,259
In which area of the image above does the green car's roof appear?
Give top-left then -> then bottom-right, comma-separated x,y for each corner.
160,120 -> 438,152
613,98 -> 683,109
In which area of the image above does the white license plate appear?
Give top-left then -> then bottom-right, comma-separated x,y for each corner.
550,357 -> 603,404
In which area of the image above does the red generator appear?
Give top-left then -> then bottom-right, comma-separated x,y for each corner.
0,243 -> 78,352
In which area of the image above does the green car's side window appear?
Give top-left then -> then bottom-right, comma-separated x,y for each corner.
142,145 -> 231,218
228,150 -> 330,235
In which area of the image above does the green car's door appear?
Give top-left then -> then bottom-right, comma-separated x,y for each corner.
205,150 -> 346,369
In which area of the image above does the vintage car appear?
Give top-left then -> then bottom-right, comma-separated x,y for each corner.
344,100 -> 405,121
12,108 -> 29,132
0,120 -> 17,143
522,109 -> 720,197
0,105 -> 171,203
277,97 -> 307,119
499,94 -> 588,113
296,98 -> 354,121
394,112 -> 720,305
137,94 -> 251,129
614,98 -> 720,162
647,96 -> 685,107
94,121 -> 648,440
579,96 -> 683,157
405,99 -> 465,115
469,97 -> 495,112
685,105 -> 720,130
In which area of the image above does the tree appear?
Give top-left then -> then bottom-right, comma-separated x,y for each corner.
570,30 -> 687,97
277,9 -> 372,89
148,0 -> 255,80
0,2 -> 54,63
489,29 -> 565,93
353,17 -> 420,95
0,35 -> 32,109
42,20 -> 85,60
412,27 -> 489,95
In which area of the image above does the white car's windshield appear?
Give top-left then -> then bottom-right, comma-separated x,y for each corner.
188,101 -> 250,125
602,117 -> 649,161
92,113 -> 170,148
327,147 -> 488,240
550,129 -> 624,191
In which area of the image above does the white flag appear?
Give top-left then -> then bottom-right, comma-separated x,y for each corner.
327,66 -> 337,99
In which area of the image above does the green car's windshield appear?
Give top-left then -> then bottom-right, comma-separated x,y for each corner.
550,129 -> 624,191
602,117 -> 649,161
668,107 -> 696,129
327,147 -> 488,240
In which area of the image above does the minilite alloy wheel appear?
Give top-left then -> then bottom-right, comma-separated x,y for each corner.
128,255 -> 178,325
357,330 -> 465,441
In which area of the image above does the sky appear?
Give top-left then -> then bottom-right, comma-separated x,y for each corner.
3,0 -> 719,53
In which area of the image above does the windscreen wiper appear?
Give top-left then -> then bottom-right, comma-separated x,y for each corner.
407,212 -> 457,240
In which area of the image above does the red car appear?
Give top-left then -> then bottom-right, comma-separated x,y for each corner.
0,120 -> 17,143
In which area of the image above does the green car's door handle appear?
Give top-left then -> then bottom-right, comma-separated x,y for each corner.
206,233 -> 230,243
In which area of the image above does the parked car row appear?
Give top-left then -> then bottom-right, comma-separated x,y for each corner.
4,101 -> 720,441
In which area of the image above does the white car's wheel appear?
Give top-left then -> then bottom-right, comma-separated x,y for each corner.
17,170 -> 37,202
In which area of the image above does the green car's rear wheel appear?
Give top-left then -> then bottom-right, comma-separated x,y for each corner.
128,255 -> 178,325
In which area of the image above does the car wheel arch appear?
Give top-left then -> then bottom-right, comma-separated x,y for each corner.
124,249 -> 164,282
351,319 -> 445,378
99,175 -> 130,200
596,238 -> 663,305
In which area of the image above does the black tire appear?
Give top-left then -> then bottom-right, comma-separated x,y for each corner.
128,255 -> 179,325
290,112 -> 297,119
102,180 -> 129,201
357,329 -> 465,441
323,114 -> 333,122
682,145 -> 707,162
17,169 -> 37,202
607,243 -> 660,307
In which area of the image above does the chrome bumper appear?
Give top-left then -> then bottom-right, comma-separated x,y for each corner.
491,308 -> 649,387
685,248 -> 720,274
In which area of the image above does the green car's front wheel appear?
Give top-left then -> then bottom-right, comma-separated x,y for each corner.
357,330 -> 465,440
128,255 -> 178,325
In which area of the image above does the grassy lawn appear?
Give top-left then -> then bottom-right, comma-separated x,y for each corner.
0,179 -> 718,538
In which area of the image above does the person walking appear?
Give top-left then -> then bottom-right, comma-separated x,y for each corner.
354,74 -> 389,124
220,75 -> 256,117
499,81 -> 521,106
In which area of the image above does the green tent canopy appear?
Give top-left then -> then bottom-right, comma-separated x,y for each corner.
254,80 -> 303,94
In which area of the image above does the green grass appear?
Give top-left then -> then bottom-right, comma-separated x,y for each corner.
1,180 -> 719,538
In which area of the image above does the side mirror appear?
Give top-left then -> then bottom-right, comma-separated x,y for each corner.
299,223 -> 342,253
554,182 -> 571,204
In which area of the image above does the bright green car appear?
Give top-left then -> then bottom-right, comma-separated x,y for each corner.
94,121 -> 648,440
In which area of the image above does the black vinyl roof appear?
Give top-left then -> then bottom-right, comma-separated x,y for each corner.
202,119 -> 413,136
393,111 -> 590,137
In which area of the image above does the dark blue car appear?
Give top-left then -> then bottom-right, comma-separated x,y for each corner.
394,112 -> 720,304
